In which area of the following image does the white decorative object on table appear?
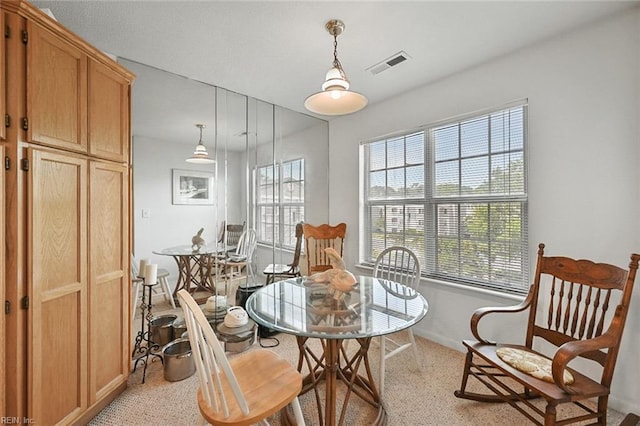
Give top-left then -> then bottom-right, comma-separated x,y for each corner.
307,247 -> 356,299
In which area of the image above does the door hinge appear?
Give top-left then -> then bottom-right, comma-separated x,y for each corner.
4,301 -> 9,315
21,158 -> 29,171
21,117 -> 28,130
4,24 -> 9,38
21,29 -> 28,44
21,296 -> 29,310
5,113 -> 9,128
4,156 -> 9,170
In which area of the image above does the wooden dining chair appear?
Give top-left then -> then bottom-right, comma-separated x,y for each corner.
226,222 -> 246,247
263,222 -> 304,284
177,289 -> 305,425
373,246 -> 422,395
303,222 -> 347,275
454,243 -> 640,426
215,229 -> 258,304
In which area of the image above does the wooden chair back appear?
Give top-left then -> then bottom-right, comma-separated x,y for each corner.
290,222 -> 304,269
525,244 -> 638,382
177,289 -> 250,419
226,222 -> 245,247
303,222 -> 347,275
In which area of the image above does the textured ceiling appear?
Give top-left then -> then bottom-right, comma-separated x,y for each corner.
29,1 -> 639,147
31,1 -> 638,114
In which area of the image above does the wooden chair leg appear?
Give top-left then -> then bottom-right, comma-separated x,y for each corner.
454,350 -> 473,398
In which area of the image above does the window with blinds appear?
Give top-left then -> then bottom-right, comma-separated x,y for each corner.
360,102 -> 529,294
256,158 -> 305,249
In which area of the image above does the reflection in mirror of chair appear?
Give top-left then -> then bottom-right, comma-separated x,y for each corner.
226,222 -> 245,247
263,222 -> 304,284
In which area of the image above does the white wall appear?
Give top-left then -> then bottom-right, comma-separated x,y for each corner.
132,136 -> 242,277
328,9 -> 640,413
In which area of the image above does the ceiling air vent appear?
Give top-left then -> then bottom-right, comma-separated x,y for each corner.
366,51 -> 411,75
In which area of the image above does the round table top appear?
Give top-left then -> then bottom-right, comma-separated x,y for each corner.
153,244 -> 227,256
246,275 -> 428,340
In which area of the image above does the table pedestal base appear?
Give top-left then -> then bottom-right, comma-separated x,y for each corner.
285,336 -> 386,426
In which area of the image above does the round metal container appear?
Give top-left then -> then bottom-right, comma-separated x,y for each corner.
150,314 -> 177,347
162,338 -> 195,382
172,317 -> 187,338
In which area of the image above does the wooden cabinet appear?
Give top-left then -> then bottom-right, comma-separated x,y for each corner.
0,144 -> 5,417
28,149 -> 88,424
2,2 -> 134,424
88,60 -> 130,162
1,10 -> 6,141
26,20 -> 87,153
25,20 -> 131,162
88,161 -> 129,404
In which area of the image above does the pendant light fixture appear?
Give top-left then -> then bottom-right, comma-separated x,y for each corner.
304,19 -> 368,116
186,123 -> 215,164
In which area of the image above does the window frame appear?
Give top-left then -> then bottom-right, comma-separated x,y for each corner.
360,101 -> 529,295
255,158 -> 305,250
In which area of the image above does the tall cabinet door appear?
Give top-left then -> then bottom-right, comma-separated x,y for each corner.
26,21 -> 87,153
1,11 -> 6,141
88,161 -> 129,404
0,144 -> 5,415
28,149 -> 87,425
88,60 -> 130,162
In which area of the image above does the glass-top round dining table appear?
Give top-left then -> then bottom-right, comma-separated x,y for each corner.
153,244 -> 229,304
245,275 -> 428,426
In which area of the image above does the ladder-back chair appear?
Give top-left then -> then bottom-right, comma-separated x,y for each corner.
177,290 -> 305,425
263,222 -> 304,284
373,246 -> 423,395
131,254 -> 175,320
217,229 -> 257,304
226,222 -> 246,248
303,222 -> 346,275
454,243 -> 640,426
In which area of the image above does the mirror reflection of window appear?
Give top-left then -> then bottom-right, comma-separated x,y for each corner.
256,158 -> 305,249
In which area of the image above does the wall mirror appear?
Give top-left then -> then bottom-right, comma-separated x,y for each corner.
121,58 -> 329,297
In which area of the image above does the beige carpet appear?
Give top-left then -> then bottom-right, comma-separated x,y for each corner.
93,300 -> 626,425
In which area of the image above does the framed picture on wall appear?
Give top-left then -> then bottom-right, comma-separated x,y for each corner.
172,169 -> 214,205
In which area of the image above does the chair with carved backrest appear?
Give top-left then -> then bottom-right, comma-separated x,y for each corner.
263,222 -> 304,284
226,222 -> 245,248
454,243 -> 640,426
177,289 -> 305,425
302,222 -> 347,275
